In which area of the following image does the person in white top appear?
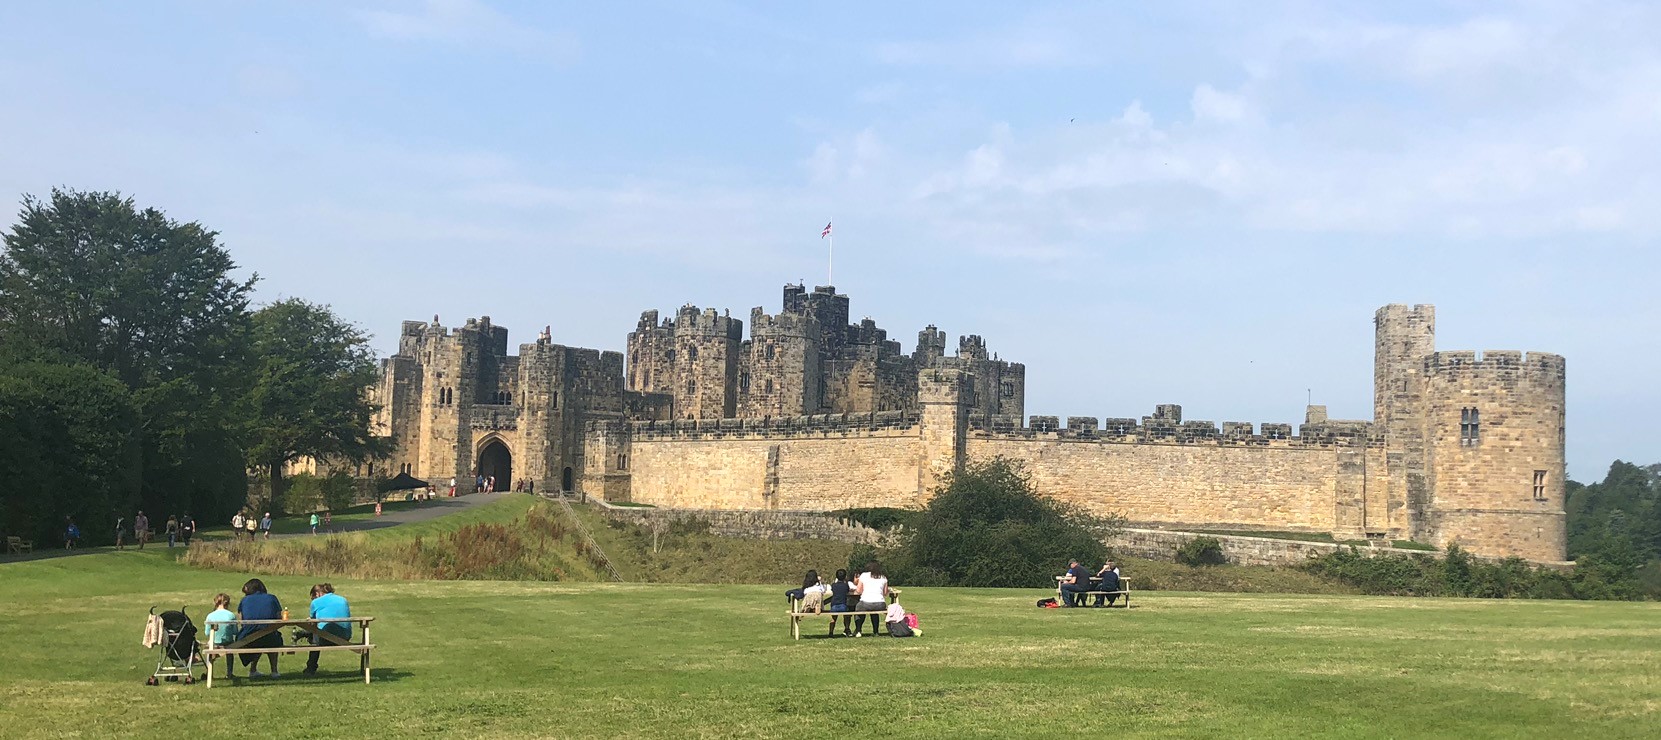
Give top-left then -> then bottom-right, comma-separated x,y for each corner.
852,561 -> 889,637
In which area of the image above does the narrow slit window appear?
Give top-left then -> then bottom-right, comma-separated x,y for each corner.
1459,407 -> 1481,446
1533,470 -> 1547,500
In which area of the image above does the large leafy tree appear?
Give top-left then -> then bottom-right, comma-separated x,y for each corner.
245,298 -> 384,506
0,189 -> 256,521
893,457 -> 1122,587
0,360 -> 141,545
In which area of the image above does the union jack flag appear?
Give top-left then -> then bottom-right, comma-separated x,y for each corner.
821,221 -> 833,238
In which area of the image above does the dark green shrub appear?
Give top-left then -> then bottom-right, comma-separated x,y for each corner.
892,457 -> 1121,588
1176,537 -> 1227,566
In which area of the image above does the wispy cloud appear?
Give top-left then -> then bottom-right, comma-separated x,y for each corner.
351,0 -> 579,62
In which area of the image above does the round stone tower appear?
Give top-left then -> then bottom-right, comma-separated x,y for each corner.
1419,350 -> 1567,561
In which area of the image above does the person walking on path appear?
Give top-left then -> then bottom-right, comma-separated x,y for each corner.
180,513 -> 194,545
134,511 -> 149,549
231,512 -> 246,542
114,517 -> 126,551
64,517 -> 80,549
165,515 -> 179,548
259,512 -> 273,540
309,512 -> 319,535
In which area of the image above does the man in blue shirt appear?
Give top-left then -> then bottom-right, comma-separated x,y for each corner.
304,583 -> 352,675
1060,559 -> 1093,607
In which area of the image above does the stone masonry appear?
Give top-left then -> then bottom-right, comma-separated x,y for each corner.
369,290 -> 1567,563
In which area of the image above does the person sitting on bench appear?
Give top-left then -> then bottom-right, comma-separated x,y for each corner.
304,583 -> 352,675
1059,559 -> 1092,607
1092,561 -> 1123,607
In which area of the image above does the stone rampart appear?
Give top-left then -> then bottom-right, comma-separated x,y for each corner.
590,499 -> 898,546
1109,528 -> 1570,568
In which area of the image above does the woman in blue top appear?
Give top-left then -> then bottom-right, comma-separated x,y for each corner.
236,578 -> 284,678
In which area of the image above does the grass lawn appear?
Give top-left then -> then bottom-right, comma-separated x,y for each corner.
2,520 -> 1658,738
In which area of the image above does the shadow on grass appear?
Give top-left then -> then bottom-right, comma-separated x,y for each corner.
211,667 -> 414,686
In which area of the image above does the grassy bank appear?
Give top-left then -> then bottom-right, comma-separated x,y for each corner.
182,497 -> 610,581
3,548 -> 1660,738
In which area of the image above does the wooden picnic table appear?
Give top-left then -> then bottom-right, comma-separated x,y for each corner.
1055,575 -> 1132,608
787,588 -> 902,640
202,617 -> 376,687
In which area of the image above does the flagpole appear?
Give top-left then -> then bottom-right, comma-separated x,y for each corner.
828,230 -> 834,286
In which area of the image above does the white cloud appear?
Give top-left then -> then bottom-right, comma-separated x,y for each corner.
1191,84 -> 1248,123
352,0 -> 578,62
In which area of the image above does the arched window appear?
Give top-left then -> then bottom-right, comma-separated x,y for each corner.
504,392 -> 511,404
765,344 -> 775,360
687,345 -> 699,362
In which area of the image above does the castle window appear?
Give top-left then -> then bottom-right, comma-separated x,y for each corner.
504,392 -> 511,405
1460,407 -> 1480,446
740,373 -> 750,393
1532,470 -> 1547,500
765,344 -> 775,360
1001,381 -> 1015,398
764,379 -> 774,394
617,454 -> 628,471
688,380 -> 697,396
666,349 -> 675,362
551,391 -> 559,410
687,345 -> 699,362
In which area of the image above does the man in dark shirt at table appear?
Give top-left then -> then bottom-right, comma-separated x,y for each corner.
1092,561 -> 1123,607
1060,560 -> 1093,607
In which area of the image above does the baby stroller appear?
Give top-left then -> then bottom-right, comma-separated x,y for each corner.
147,606 -> 201,685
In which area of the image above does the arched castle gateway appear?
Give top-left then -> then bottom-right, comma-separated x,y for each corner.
370,288 -> 1566,562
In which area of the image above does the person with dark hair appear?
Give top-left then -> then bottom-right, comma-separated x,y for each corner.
236,578 -> 284,678
179,512 -> 194,545
63,517 -> 80,549
827,569 -> 854,637
165,515 -> 179,547
852,561 -> 889,637
1092,561 -> 1123,607
1060,559 -> 1092,607
785,569 -> 821,603
304,583 -> 351,676
134,510 -> 149,549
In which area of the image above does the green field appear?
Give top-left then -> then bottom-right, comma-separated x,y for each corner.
3,507 -> 1658,739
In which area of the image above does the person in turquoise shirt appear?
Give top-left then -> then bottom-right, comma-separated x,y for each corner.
204,593 -> 239,678
309,512 -> 319,535
304,583 -> 352,675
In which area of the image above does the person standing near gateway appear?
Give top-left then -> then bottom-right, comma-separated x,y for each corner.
303,583 -> 351,676
133,510 -> 149,550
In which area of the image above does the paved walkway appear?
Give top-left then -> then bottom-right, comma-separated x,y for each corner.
276,492 -> 502,537
1,492 -> 517,562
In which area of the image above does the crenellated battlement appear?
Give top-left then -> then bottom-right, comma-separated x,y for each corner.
967,408 -> 1380,448
672,304 -> 743,339
587,409 -> 923,441
1422,350 -> 1565,379
749,307 -> 819,339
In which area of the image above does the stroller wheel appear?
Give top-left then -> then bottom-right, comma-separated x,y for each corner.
146,677 -> 158,686
183,676 -> 195,685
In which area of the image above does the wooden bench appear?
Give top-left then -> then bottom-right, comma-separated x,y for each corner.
6,536 -> 32,554
202,617 -> 376,687
787,588 -> 901,639
1055,576 -> 1132,608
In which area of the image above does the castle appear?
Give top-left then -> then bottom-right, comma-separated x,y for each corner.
370,287 -> 1567,562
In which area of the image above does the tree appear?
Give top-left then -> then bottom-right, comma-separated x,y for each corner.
893,457 -> 1122,587
0,189 -> 256,521
0,361 -> 142,544
244,298 -> 384,503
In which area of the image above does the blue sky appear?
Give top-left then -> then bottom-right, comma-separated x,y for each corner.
1,1 -> 1656,478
